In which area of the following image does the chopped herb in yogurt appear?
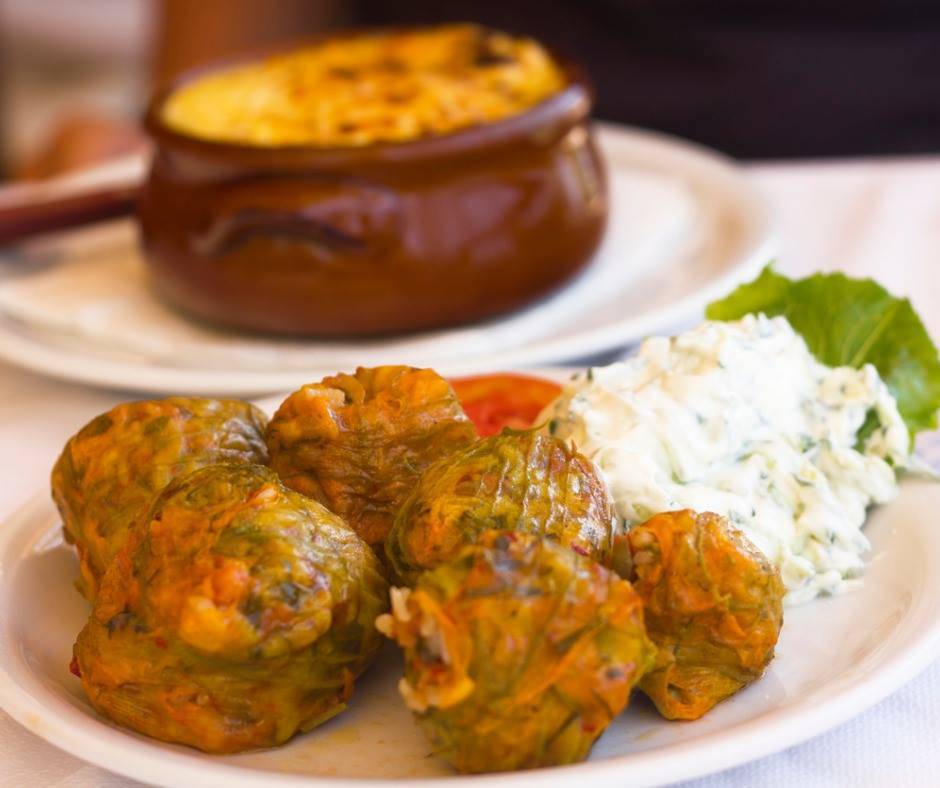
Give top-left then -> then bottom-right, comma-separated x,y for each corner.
542,314 -> 912,605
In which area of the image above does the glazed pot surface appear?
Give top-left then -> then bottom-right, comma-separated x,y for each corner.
138,45 -> 608,337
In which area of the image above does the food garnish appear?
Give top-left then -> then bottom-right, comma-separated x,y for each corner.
450,373 -> 562,436
707,265 -> 940,439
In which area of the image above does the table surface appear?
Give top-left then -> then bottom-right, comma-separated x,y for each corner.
2,155 -> 939,788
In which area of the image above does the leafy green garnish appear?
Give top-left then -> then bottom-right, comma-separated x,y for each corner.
706,265 -> 940,437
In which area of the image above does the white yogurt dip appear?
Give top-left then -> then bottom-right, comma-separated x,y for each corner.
542,314 -> 910,605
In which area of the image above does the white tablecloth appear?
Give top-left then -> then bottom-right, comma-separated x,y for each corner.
2,156 -> 939,787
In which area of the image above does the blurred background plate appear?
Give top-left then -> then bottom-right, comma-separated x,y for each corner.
0,123 -> 775,395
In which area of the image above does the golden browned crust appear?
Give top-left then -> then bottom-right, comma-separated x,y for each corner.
266,366 -> 477,547
161,24 -> 565,147
621,509 -> 785,720
378,530 -> 655,773
73,464 -> 388,753
385,429 -> 615,585
51,397 -> 268,599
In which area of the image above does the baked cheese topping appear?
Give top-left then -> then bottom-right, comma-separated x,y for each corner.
161,24 -> 565,147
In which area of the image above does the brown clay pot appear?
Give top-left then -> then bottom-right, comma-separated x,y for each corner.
138,43 -> 608,337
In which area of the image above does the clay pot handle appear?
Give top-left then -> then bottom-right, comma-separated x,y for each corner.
191,173 -> 402,261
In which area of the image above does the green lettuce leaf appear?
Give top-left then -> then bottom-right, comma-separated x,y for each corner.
706,265 -> 940,437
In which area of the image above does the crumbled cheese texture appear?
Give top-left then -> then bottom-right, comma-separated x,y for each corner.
542,314 -> 910,606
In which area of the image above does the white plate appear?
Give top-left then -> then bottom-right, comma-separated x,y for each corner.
2,464 -> 939,784
0,124 -> 774,396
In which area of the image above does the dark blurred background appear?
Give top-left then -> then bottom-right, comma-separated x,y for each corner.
2,0 -> 938,180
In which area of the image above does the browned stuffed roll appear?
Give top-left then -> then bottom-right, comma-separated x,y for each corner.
385,429 -> 615,585
73,464 -> 388,753
266,366 -> 477,547
52,397 -> 268,598
378,530 -> 655,773
618,509 -> 785,720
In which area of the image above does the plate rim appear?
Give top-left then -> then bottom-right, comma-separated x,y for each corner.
3,481 -> 940,788
0,122 -> 776,396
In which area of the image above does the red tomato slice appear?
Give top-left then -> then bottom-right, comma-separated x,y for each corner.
450,373 -> 562,437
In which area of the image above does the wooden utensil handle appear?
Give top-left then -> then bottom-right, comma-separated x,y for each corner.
0,184 -> 138,245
